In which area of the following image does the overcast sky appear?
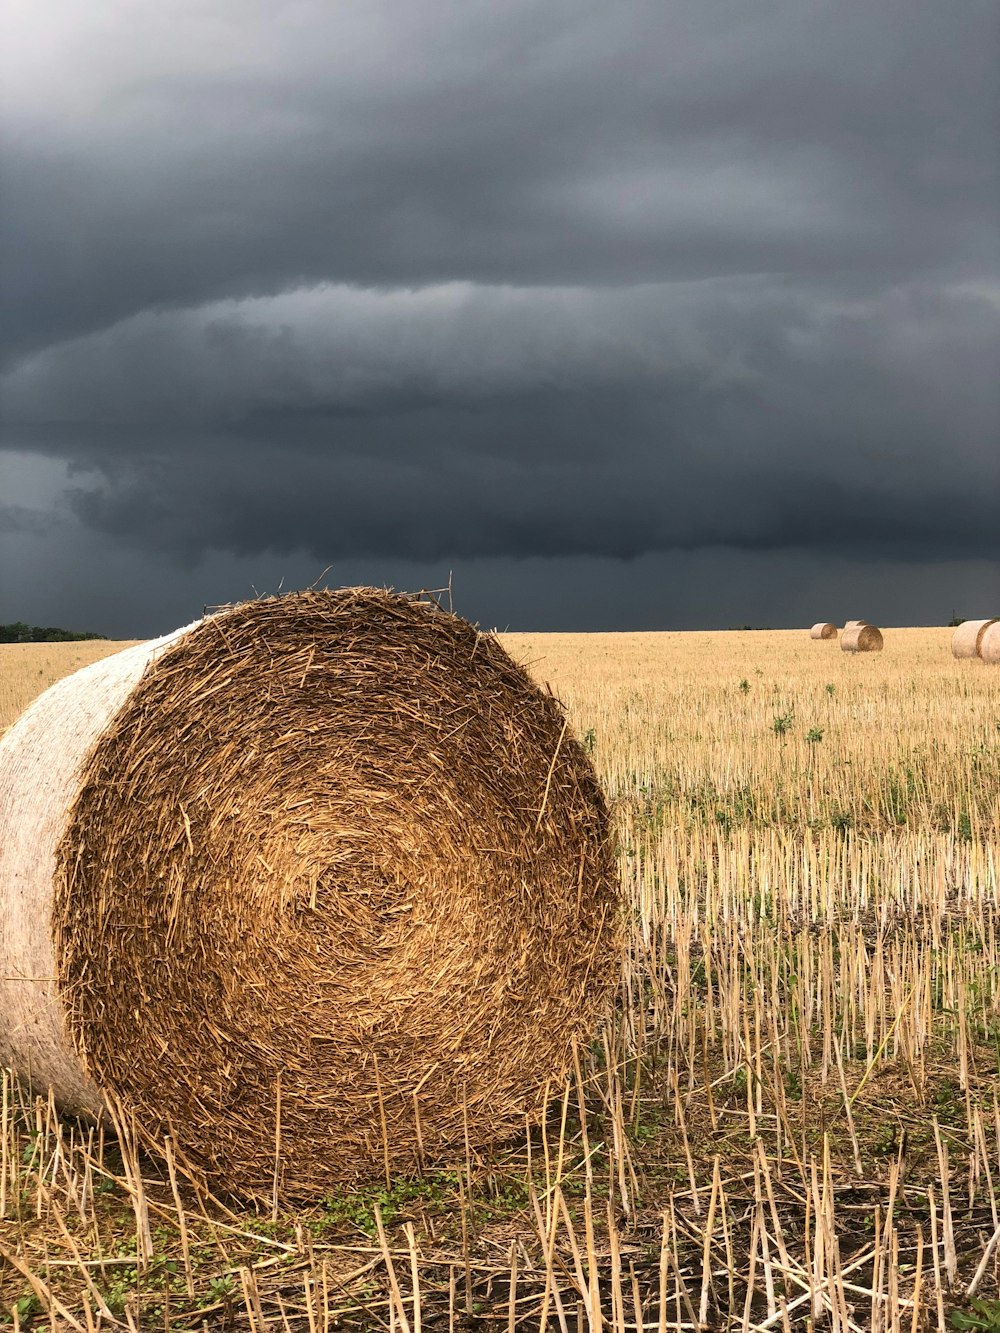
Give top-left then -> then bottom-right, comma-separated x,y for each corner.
1,0 -> 998,635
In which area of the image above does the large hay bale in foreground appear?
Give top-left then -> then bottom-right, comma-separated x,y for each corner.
0,589 -> 619,1197
809,623 -> 837,640
841,623 -> 883,653
981,622 -> 1000,665
952,619 -> 998,659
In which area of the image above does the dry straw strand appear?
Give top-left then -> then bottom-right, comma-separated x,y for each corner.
0,588 -> 620,1199
951,619 -> 998,660
841,624 -> 884,653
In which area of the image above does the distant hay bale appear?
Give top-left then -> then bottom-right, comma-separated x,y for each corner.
0,589 -> 620,1198
981,622 -> 1000,665
843,620 -> 869,631
809,623 -> 837,640
951,619 -> 998,659
841,623 -> 883,653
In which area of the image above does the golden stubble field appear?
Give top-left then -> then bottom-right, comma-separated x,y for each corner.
0,642 -> 143,739
1,625 -> 999,1329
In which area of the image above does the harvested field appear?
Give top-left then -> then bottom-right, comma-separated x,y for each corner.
2,622 -> 999,1329
0,640 -> 142,737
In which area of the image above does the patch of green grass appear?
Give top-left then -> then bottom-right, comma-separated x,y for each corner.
200,1275 -> 236,1308
0,1293 -> 41,1327
932,1077 -> 965,1127
319,1169 -> 460,1236
772,707 -> 794,737
951,1299 -> 1000,1331
783,1067 -> 803,1101
100,1267 -> 139,1318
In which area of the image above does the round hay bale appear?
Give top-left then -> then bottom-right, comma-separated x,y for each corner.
0,589 -> 620,1197
841,623 -> 883,653
809,623 -> 837,640
951,619 -> 998,659
843,620 -> 869,631
981,622 -> 1000,665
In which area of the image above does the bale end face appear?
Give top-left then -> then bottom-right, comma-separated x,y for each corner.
4,588 -> 622,1199
841,623 -> 883,653
980,622 -> 1000,665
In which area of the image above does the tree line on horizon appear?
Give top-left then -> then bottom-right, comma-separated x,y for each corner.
0,622 -> 107,643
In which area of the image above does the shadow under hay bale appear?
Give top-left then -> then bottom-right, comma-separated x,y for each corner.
952,618 -> 998,660
980,622 -> 1000,665
0,588 -> 620,1199
841,623 -> 883,653
809,622 -> 837,640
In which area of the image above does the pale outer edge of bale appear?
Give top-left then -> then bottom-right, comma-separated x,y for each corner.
951,618 -> 999,659
980,622 -> 1000,665
809,623 -> 837,639
0,622 -> 196,1113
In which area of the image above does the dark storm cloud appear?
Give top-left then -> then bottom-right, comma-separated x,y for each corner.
1,0 -> 998,609
5,277 -> 992,565
0,505 -> 53,537
2,0 -> 997,356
